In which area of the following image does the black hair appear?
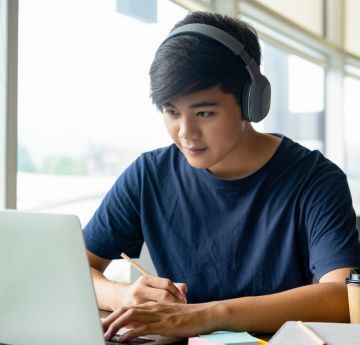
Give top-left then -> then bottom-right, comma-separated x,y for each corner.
149,11 -> 261,111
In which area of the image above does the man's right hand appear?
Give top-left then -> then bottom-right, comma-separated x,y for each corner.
121,275 -> 187,306
87,250 -> 187,310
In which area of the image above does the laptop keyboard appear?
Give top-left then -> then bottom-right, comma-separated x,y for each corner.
106,334 -> 153,345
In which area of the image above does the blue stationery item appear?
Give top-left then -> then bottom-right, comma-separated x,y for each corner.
199,331 -> 260,344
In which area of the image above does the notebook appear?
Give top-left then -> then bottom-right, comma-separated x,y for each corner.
268,321 -> 360,345
0,210 -> 182,345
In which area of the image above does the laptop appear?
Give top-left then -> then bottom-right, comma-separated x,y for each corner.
0,210 -> 183,345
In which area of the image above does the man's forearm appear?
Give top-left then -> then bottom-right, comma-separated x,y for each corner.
91,267 -> 130,311
212,282 -> 349,333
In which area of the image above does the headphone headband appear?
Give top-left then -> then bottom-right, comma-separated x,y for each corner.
160,23 -> 271,122
167,23 -> 252,63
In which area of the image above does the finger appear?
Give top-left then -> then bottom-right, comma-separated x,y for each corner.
131,283 -> 181,304
134,276 -> 186,303
102,307 -> 129,332
175,282 -> 187,292
143,276 -> 186,302
142,286 -> 186,303
174,283 -> 188,297
104,308 -> 160,341
103,304 -> 154,331
120,324 -> 156,342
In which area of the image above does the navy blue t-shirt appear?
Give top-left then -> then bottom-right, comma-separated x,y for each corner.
83,136 -> 360,303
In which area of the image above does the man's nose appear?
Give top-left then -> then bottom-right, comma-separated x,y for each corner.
178,117 -> 200,140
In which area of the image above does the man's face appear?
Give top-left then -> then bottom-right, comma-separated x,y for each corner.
163,86 -> 248,176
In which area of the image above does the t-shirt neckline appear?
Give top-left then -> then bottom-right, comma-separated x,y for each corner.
197,134 -> 289,188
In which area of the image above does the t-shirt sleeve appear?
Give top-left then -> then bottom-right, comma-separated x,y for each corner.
302,164 -> 360,280
83,156 -> 144,260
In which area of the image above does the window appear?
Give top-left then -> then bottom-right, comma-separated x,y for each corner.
255,41 -> 325,152
18,0 -> 186,222
254,0 -> 324,36
18,0 -> 187,280
344,76 -> 360,213
345,0 -> 360,56
15,1 -> 360,251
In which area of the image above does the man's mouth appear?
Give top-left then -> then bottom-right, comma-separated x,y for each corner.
182,146 -> 207,155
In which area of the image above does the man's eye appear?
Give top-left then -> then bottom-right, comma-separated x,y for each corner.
197,111 -> 213,118
164,109 -> 178,116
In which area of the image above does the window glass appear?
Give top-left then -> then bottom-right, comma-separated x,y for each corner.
345,0 -> 360,57
18,0 -> 186,221
254,0 -> 323,36
18,0 -> 187,280
344,76 -> 360,213
255,42 -> 325,152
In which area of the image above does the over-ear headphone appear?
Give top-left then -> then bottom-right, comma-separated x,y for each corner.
161,23 -> 271,123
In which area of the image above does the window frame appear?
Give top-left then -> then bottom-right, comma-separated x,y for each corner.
0,0 -> 18,209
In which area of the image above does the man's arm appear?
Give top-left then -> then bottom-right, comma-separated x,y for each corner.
217,267 -> 350,333
87,251 -> 187,311
88,251 -> 130,311
102,267 -> 351,340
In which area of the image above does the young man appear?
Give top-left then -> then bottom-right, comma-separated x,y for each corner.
84,11 -> 360,340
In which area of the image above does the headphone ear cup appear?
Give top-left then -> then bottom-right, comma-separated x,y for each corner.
243,75 -> 271,122
241,81 -> 251,122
